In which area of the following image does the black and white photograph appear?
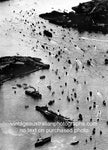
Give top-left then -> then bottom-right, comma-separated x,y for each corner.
0,0 -> 108,150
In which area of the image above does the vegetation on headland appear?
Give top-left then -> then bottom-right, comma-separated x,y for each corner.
39,0 -> 108,34
0,56 -> 50,84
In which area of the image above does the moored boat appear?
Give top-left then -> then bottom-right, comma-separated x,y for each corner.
35,136 -> 51,147
70,140 -> 79,146
25,90 -> 42,99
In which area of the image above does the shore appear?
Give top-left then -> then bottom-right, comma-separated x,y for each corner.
39,0 -> 108,34
0,56 -> 50,84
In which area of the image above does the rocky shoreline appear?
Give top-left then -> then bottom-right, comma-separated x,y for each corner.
39,0 -> 108,34
0,0 -> 9,2
0,56 -> 50,85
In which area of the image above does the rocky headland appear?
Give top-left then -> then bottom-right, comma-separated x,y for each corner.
39,0 -> 108,33
0,56 -> 50,84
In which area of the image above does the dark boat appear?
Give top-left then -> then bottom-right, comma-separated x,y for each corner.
16,84 -> 22,88
48,100 -> 55,106
35,136 -> 51,147
47,85 -> 51,90
70,140 -> 79,146
36,106 -> 74,128
43,30 -> 52,38
40,75 -> 45,79
25,90 -> 42,99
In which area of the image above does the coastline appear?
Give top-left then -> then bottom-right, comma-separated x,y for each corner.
0,56 -> 50,85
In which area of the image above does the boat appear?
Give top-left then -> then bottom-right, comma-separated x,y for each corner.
36,106 -> 74,128
40,75 -> 45,79
47,85 -> 51,90
35,136 -> 51,147
48,100 -> 55,106
25,90 -> 42,99
70,140 -> 79,146
16,84 -> 22,88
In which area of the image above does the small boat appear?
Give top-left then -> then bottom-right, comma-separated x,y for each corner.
47,85 -> 51,90
25,90 -> 42,99
48,100 -> 55,106
16,84 -> 22,88
23,86 -> 28,90
43,30 -> 52,38
23,83 -> 27,86
35,136 -> 51,147
12,86 -> 17,89
70,140 -> 79,146
40,75 -> 45,79
25,105 -> 29,109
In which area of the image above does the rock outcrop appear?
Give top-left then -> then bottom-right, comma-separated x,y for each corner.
0,56 -> 50,84
39,0 -> 108,34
